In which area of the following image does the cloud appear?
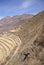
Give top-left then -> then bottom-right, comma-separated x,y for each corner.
22,1 -> 29,8
7,0 -> 36,14
1,0 -> 43,17
0,0 -> 36,13
21,0 -> 35,9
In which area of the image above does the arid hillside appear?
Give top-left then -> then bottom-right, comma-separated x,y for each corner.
0,11 -> 44,65
0,14 -> 33,33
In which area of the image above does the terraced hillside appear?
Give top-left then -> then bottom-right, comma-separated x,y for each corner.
0,11 -> 44,65
0,33 -> 22,65
3,11 -> 44,65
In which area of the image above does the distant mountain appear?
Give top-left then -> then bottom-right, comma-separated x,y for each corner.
0,14 -> 33,33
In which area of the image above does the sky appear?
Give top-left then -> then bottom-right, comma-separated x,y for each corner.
0,0 -> 44,19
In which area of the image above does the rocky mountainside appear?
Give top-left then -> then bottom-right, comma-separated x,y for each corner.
0,11 -> 44,65
0,14 -> 33,33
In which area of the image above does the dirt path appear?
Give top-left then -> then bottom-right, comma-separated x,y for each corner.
5,36 -> 22,65
5,34 -> 38,65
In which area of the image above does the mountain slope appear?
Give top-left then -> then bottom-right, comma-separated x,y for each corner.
4,11 -> 44,65
0,11 -> 44,65
0,14 -> 33,33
